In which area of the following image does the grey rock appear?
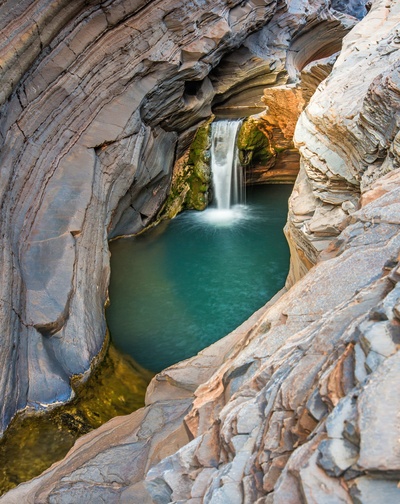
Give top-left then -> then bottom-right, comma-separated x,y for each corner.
359,320 -> 397,358
145,479 -> 173,504
331,0 -> 369,19
318,438 -> 359,476
349,476 -> 400,504
354,343 -> 368,384
306,388 -> 329,421
325,394 -> 358,440
357,351 -> 400,471
300,452 -> 353,504
365,350 -> 385,374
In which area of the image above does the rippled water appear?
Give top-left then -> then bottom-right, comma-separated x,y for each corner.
107,184 -> 292,372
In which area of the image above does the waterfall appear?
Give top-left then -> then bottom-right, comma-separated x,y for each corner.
210,120 -> 244,210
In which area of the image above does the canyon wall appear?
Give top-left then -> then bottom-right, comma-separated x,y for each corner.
286,0 -> 400,286
0,0 -> 352,434
1,0 -> 400,503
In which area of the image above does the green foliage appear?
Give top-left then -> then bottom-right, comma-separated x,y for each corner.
237,118 -> 272,167
163,122 -> 212,218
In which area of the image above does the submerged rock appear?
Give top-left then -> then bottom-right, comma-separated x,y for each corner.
1,0 -> 400,503
0,0 -> 354,434
0,343 -> 151,495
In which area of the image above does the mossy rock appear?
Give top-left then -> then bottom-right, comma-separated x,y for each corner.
185,124 -> 212,211
162,122 -> 212,217
187,124 -> 211,167
0,343 -> 152,495
237,118 -> 272,167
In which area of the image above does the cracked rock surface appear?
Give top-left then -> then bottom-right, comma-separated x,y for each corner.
1,2 -> 400,502
0,0 -> 352,434
0,0 -> 400,504
286,0 -> 400,286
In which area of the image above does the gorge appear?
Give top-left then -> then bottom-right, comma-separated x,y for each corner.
0,0 -> 400,503
107,120 -> 291,374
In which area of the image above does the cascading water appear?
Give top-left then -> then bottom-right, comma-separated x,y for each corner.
106,118 -> 292,372
210,120 -> 245,213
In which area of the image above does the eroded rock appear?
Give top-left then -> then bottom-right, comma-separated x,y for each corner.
0,0 -> 352,434
1,0 -> 400,503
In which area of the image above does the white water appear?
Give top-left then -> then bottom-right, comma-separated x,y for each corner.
210,120 -> 244,213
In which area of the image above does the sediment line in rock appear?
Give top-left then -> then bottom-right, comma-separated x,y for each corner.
1,2 -> 399,502
0,0 -> 353,434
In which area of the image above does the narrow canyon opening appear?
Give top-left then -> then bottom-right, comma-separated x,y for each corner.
106,119 -> 293,372
0,115 -> 297,494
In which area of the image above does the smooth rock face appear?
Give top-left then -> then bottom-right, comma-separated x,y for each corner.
2,0 -> 400,503
0,0 -> 353,434
2,2 -> 400,502
0,0 -> 354,431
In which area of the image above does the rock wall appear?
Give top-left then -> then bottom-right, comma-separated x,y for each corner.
286,0 -> 400,286
0,0 -> 352,434
1,0 -> 400,503
238,86 -> 305,185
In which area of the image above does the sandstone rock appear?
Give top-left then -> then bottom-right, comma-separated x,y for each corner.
2,1 -> 400,503
288,0 -> 400,285
0,0 -> 356,437
301,53 -> 339,104
236,85 -> 306,184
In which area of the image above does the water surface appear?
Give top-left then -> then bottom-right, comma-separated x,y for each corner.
107,184 -> 292,372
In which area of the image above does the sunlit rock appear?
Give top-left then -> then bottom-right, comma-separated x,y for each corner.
1,0 -> 400,502
0,0 -> 356,434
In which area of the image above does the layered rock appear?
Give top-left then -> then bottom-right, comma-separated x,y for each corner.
238,86 -> 305,184
0,0 -> 353,435
3,134 -> 400,504
286,0 -> 400,286
1,1 -> 400,503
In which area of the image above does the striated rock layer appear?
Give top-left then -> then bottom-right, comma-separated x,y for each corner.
0,0 -> 352,434
1,0 -> 400,503
286,0 -> 400,286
